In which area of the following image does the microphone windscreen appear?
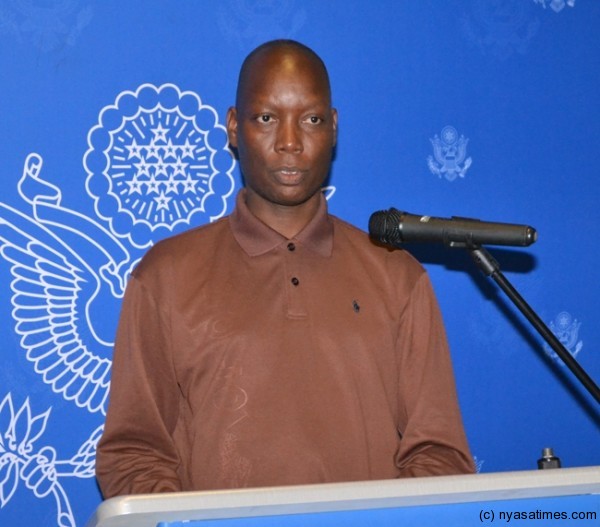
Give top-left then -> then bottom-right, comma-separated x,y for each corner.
368,208 -> 403,245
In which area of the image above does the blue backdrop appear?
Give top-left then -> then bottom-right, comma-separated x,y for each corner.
0,1 -> 598,525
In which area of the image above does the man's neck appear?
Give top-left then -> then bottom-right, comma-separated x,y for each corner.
244,191 -> 321,239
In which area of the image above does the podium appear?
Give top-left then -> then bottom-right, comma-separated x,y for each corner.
86,466 -> 600,527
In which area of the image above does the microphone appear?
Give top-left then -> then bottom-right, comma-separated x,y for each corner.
369,208 -> 537,248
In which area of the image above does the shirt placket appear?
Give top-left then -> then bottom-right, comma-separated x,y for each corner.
283,241 -> 307,319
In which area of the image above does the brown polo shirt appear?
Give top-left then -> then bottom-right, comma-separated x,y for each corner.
96,190 -> 474,498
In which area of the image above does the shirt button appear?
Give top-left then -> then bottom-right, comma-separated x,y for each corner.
287,242 -> 296,251
291,277 -> 299,286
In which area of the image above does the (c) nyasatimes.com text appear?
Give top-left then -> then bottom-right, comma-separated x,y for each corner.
479,509 -> 597,522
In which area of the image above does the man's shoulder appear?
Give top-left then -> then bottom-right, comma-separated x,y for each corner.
134,216 -> 230,275
157,216 -> 229,250
330,214 -> 426,281
329,214 -> 371,243
331,215 -> 421,258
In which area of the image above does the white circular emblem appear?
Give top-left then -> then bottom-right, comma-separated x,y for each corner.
84,83 -> 235,247
441,126 -> 458,145
544,310 -> 583,364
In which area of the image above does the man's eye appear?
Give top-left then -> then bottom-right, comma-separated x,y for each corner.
257,114 -> 272,123
306,116 -> 323,124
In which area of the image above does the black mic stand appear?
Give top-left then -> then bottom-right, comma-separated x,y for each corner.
468,245 -> 600,405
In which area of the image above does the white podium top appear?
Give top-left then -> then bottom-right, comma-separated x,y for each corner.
86,466 -> 600,527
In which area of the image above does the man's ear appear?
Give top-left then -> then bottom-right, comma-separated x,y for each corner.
331,108 -> 338,147
226,106 -> 238,149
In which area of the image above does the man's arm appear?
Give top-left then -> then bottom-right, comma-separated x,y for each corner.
96,271 -> 183,497
394,272 -> 475,477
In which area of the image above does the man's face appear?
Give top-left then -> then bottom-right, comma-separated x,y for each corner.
227,49 -> 337,210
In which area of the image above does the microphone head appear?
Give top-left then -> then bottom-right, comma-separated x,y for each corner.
368,208 -> 404,246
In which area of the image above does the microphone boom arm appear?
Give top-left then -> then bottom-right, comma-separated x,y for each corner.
469,246 -> 600,405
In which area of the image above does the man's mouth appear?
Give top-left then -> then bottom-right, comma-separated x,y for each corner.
272,166 -> 307,184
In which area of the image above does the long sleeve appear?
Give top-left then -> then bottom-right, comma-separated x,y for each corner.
94,198 -> 476,495
394,272 -> 475,477
96,268 -> 183,498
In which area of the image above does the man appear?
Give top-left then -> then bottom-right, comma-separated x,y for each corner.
96,39 -> 474,498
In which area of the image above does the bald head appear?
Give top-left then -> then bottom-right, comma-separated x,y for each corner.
226,39 -> 337,233
235,39 -> 332,110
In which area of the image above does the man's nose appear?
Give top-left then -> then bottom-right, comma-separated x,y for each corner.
275,120 -> 303,154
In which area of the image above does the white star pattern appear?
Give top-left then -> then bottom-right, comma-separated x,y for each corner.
181,175 -> 197,193
126,177 -> 143,195
146,175 -> 161,195
151,122 -> 169,142
162,138 -> 177,159
115,122 -> 213,223
180,138 -> 196,159
172,157 -> 188,176
134,158 -> 150,177
126,138 -> 142,159
155,191 -> 172,210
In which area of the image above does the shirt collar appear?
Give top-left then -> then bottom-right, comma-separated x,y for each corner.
230,189 -> 334,258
